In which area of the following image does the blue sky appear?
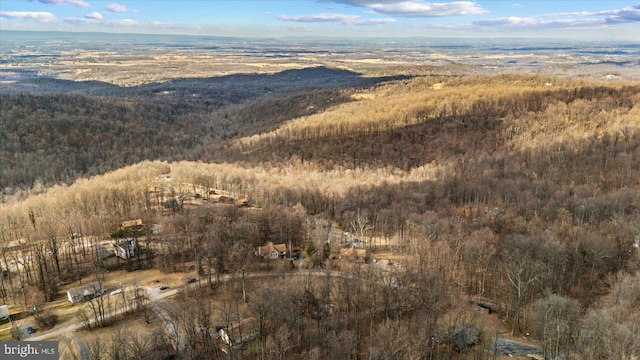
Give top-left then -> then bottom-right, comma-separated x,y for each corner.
1,1 -> 639,39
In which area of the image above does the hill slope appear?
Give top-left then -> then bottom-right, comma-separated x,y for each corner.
1,73 -> 639,359
0,67 -> 401,195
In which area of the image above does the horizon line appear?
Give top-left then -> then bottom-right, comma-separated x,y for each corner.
1,29 -> 635,43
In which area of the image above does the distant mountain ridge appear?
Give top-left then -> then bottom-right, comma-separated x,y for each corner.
0,66 -> 386,97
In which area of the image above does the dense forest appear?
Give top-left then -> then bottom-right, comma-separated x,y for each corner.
0,71 -> 639,359
0,67 -> 394,196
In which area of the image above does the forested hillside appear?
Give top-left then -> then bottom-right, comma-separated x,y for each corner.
1,72 -> 639,359
0,67 -> 376,196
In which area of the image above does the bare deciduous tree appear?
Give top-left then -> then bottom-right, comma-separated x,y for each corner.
531,293 -> 581,360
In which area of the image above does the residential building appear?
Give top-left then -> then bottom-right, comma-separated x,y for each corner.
114,239 -> 137,259
255,241 -> 287,259
66,282 -> 105,303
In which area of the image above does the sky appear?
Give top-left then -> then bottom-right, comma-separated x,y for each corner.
0,0 -> 639,40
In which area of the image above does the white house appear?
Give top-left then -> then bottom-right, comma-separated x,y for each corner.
66,282 -> 105,303
114,239 -> 137,259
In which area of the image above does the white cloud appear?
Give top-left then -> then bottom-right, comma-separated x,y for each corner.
278,13 -> 394,25
605,5 -> 640,23
65,17 -> 140,27
576,5 -> 640,24
105,3 -> 137,13
474,16 -> 604,28
39,0 -> 89,8
278,13 -> 356,22
110,18 -> 139,26
474,4 -> 640,29
64,17 -> 96,24
85,12 -> 103,20
323,1 -> 487,17
0,11 -> 56,23
370,1 -> 487,17
358,17 -> 396,24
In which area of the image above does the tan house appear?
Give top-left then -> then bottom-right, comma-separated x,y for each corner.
255,241 -> 287,259
66,282 -> 105,303
121,219 -> 143,230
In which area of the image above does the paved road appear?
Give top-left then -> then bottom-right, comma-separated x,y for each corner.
24,269 -> 396,347
26,269 -> 548,360
26,285 -> 178,342
59,334 -> 89,360
152,301 -> 186,356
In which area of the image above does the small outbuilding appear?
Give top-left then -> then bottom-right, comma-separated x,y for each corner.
0,305 -> 9,321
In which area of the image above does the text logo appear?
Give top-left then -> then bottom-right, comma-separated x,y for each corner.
2,341 -> 58,359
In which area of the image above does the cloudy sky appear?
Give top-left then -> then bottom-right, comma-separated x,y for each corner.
1,0 -> 639,39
